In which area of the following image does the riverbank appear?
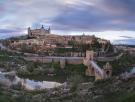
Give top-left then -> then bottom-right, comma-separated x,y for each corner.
0,73 -> 135,102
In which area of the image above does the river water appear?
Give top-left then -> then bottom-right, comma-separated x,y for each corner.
0,71 -> 63,90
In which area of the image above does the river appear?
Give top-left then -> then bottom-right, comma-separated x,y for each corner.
0,71 -> 63,90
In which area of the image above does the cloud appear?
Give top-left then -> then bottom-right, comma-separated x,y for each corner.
49,0 -> 135,32
0,0 -> 66,28
101,0 -> 135,15
119,36 -> 134,39
0,0 -> 135,43
0,29 -> 20,33
113,38 -> 135,45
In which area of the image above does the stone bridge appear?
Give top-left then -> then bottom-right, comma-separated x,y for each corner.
83,51 -> 112,80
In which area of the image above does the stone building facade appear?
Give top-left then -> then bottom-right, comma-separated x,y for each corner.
28,25 -> 51,38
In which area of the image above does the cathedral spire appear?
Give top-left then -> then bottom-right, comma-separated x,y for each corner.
41,25 -> 44,28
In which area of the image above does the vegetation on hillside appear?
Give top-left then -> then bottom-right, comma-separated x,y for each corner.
97,53 -> 135,75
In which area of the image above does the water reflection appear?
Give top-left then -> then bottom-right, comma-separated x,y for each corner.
0,71 -> 62,90
21,77 -> 62,90
130,67 -> 135,74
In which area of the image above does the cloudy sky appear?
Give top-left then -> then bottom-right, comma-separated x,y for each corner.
0,0 -> 135,44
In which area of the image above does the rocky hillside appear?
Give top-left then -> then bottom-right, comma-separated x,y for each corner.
0,74 -> 135,102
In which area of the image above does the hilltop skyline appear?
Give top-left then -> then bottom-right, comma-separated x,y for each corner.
0,0 -> 135,44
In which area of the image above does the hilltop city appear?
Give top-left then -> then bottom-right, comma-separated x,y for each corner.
0,25 -> 135,102
0,0 -> 135,101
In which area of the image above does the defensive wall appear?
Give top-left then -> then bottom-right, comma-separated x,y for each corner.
23,56 -> 83,64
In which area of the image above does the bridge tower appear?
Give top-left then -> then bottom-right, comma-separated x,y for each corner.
103,62 -> 112,78
83,50 -> 96,76
83,50 -> 105,81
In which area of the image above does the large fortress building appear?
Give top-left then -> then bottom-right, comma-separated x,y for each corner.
28,25 -> 51,38
9,25 -> 110,53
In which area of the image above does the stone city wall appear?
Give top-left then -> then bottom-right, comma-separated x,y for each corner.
23,57 -> 83,65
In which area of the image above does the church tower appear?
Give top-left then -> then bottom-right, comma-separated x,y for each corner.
28,27 -> 31,38
41,25 -> 45,35
48,26 -> 51,34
